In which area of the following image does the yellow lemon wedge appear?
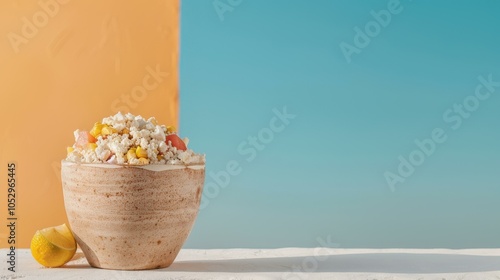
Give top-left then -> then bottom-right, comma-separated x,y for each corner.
30,224 -> 77,268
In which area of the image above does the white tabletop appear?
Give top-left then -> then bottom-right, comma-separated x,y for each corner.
2,248 -> 500,279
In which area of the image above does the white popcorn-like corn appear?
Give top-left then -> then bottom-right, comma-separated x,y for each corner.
65,112 -> 205,165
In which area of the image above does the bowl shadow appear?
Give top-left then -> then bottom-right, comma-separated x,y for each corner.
163,253 -> 500,274
63,252 -> 92,269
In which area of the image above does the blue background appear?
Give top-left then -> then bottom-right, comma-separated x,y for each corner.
179,0 -> 500,248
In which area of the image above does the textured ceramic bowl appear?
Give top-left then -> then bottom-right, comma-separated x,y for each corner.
61,160 -> 205,270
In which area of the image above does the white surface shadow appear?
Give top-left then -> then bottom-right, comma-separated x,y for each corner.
164,253 -> 500,274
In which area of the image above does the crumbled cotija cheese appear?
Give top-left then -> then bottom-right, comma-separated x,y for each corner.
66,112 -> 205,165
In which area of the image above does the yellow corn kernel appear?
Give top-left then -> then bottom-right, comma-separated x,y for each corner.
166,126 -> 176,133
86,143 -> 97,150
121,128 -> 130,135
101,125 -> 117,136
67,147 -> 74,155
126,148 -> 137,162
90,122 -> 104,138
135,146 -> 148,158
138,158 -> 149,165
157,154 -> 164,161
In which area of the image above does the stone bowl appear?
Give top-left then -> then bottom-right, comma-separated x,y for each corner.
61,160 -> 205,270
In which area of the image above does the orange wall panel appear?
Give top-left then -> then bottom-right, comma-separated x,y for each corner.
0,0 -> 179,248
